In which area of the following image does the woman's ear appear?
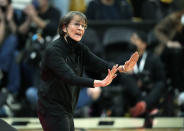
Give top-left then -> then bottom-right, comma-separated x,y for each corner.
62,25 -> 67,33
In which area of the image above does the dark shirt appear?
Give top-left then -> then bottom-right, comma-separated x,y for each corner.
20,5 -> 61,37
38,6 -> 61,37
38,36 -> 113,115
134,51 -> 166,91
17,6 -> 60,49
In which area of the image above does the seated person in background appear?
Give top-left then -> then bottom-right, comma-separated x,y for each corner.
88,31 -> 166,118
119,31 -> 166,117
17,0 -> 61,63
0,0 -> 21,117
154,9 -> 184,91
18,0 -> 61,38
17,0 -> 61,55
17,0 -> 61,112
0,0 -> 20,94
74,86 -> 101,117
85,0 -> 133,20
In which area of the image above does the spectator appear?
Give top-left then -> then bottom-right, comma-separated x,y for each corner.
18,0 -> 61,39
85,0 -> 133,20
116,31 -> 166,117
0,0 -> 20,94
74,86 -> 101,117
0,0 -> 21,117
154,9 -> 184,91
17,0 -> 61,112
88,31 -> 166,118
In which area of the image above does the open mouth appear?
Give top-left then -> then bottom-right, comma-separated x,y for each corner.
75,33 -> 82,37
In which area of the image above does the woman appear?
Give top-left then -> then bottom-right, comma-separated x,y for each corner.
37,11 -> 139,131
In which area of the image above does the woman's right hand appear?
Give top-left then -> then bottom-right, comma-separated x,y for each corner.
94,64 -> 118,87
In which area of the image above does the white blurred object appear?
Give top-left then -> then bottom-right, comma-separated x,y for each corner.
87,87 -> 101,100
178,92 -> 184,105
2,105 -> 14,117
12,0 -> 31,10
85,0 -> 93,6
51,0 -> 69,17
52,34 -> 59,41
181,14 -> 184,25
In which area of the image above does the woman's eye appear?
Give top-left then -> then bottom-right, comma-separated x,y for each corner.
75,23 -> 80,26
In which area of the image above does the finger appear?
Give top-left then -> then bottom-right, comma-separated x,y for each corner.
132,51 -> 139,57
112,74 -> 117,79
108,69 -> 110,73
130,52 -> 139,62
112,64 -> 118,73
111,67 -> 117,75
130,55 -> 137,62
112,69 -> 117,75
125,52 -> 139,67
108,69 -> 111,76
130,52 -> 138,61
111,66 -> 115,74
125,61 -> 129,65
112,64 -> 118,70
115,64 -> 119,70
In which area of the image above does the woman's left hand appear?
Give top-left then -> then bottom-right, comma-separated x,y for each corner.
118,51 -> 139,73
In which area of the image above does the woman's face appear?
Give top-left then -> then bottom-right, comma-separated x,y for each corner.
63,15 -> 87,42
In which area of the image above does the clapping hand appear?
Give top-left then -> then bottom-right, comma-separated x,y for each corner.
118,51 -> 139,73
102,64 -> 118,86
94,64 -> 118,87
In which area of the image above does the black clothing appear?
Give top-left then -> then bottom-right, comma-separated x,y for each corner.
38,36 -> 113,115
161,47 -> 184,91
18,5 -> 60,49
26,5 -> 60,37
132,51 -> 166,108
38,36 -> 113,131
38,110 -> 74,131
37,6 -> 61,37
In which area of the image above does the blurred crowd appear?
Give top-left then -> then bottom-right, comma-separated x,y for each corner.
0,0 -> 184,123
